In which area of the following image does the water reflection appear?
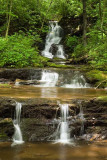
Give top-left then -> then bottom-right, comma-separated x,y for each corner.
41,87 -> 57,98
59,145 -> 66,160
0,142 -> 107,160
0,86 -> 106,99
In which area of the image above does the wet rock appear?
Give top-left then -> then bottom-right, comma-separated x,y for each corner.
49,44 -> 58,55
0,118 -> 14,141
0,98 -> 15,118
85,70 -> 107,88
0,78 -> 11,84
0,68 -> 91,88
0,97 -> 107,142
0,69 -> 42,81
15,79 -> 40,85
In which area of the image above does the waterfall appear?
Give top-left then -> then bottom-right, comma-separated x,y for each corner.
62,72 -> 90,88
39,70 -> 59,87
56,104 -> 70,144
42,21 -> 66,59
12,102 -> 24,145
78,102 -> 85,136
56,45 -> 65,59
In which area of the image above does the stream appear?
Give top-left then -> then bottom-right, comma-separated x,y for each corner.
0,20 -> 107,160
0,142 -> 107,160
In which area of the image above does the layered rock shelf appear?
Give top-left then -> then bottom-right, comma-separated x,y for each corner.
0,97 -> 107,142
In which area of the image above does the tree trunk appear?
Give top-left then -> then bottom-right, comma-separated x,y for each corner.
99,0 -> 103,38
83,0 -> 87,46
100,0 -> 106,38
40,0 -> 53,33
5,0 -> 12,39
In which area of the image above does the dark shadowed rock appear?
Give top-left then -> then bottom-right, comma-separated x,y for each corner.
49,44 -> 58,55
0,69 -> 42,81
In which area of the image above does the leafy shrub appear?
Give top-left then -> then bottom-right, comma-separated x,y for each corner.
65,35 -> 78,52
88,42 -> 107,70
0,33 -> 48,68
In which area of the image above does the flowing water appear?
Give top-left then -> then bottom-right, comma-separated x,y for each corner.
78,102 -> 85,136
12,102 -> 24,145
0,17 -> 107,159
62,73 -> 90,88
39,70 -> 59,87
42,21 -> 66,59
35,69 -> 90,88
55,104 -> 70,144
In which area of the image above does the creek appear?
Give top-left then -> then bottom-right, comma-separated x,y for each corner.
0,142 -> 107,160
0,21 -> 107,160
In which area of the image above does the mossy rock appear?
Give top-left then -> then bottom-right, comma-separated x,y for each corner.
0,118 -> 13,141
47,62 -> 75,68
86,70 -> 107,88
0,133 -> 8,141
0,84 -> 12,88
97,96 -> 107,102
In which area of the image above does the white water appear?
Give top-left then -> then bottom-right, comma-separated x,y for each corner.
39,70 -> 59,87
62,73 -> 90,88
12,102 -> 24,145
56,45 -> 65,59
56,104 -> 70,144
37,70 -> 90,88
42,21 -> 66,59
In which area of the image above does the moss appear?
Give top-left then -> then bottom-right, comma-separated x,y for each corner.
0,132 -> 8,141
0,84 -> 12,88
0,119 -> 14,141
47,62 -> 75,68
97,96 -> 107,102
85,70 -> 107,88
53,57 -> 66,61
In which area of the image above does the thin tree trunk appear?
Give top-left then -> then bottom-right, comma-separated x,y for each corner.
83,0 -> 87,46
99,0 -> 103,38
100,0 -> 106,38
5,0 -> 12,39
40,0 -> 53,33
99,0 -> 102,21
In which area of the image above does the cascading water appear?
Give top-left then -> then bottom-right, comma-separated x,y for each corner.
62,72 -> 90,88
56,104 -> 70,144
12,102 -> 24,145
37,70 -> 90,88
56,45 -> 65,59
39,70 -> 59,87
42,21 -> 66,59
78,102 -> 85,136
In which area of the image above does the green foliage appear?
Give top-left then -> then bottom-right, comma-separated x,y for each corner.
86,70 -> 107,88
65,35 -> 78,52
71,43 -> 85,58
0,33 -> 47,68
97,96 -> 107,102
0,0 -> 107,71
88,42 -> 107,69
86,70 -> 105,81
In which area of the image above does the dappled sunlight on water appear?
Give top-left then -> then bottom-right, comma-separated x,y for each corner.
0,142 -> 107,160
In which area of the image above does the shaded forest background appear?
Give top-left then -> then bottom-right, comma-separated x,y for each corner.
0,0 -> 107,69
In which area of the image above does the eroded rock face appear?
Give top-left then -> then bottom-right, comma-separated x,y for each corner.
0,97 -> 107,142
73,99 -> 107,141
0,98 -> 15,118
0,69 -> 42,81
